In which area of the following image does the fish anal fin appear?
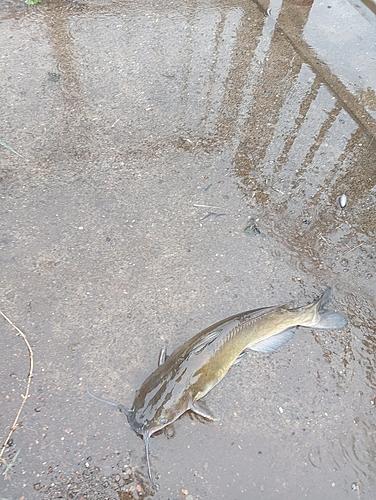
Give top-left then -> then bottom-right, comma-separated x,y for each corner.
233,350 -> 247,365
191,400 -> 219,421
249,327 -> 296,354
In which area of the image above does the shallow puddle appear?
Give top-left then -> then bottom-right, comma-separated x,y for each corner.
1,0 -> 375,499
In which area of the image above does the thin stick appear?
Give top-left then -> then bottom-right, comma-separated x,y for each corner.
2,448 -> 20,475
344,243 -> 363,254
0,311 -> 34,463
110,118 -> 120,128
318,233 -> 328,243
193,204 -> 224,209
0,139 -> 23,158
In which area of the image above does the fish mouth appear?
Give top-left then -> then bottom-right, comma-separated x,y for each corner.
126,411 -> 148,434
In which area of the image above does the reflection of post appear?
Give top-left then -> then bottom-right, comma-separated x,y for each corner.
185,7 -> 244,135
183,2 -> 268,143
185,9 -> 221,132
255,0 -> 376,137
228,0 -> 316,197
205,8 -> 244,136
289,0 -> 313,7
278,0 -> 313,39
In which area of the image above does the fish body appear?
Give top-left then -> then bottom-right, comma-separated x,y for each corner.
88,287 -> 347,489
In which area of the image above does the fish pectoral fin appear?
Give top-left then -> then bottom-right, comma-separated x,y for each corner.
249,327 -> 296,353
191,400 -> 219,421
191,329 -> 221,355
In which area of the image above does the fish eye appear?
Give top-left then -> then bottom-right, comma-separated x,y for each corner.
159,417 -> 168,425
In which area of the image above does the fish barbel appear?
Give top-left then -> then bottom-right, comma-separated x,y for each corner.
88,287 -> 347,489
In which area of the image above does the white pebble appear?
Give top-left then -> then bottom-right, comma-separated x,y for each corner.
338,194 -> 347,208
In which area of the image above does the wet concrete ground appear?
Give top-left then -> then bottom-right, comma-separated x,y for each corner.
1,0 -> 376,498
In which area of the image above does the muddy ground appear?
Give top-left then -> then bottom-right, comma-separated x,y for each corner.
1,0 -> 376,499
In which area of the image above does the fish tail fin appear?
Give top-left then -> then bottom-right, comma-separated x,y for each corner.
300,287 -> 347,330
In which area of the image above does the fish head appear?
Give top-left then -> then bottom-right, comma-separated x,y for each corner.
128,362 -> 192,436
126,390 -> 184,492
125,357 -> 195,490
128,391 -> 182,436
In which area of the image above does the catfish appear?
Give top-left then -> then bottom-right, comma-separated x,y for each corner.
87,287 -> 347,489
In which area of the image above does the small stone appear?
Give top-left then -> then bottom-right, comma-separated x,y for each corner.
48,72 -> 60,82
244,218 -> 261,236
338,194 -> 347,209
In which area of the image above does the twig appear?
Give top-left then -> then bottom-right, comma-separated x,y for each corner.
200,212 -> 226,221
2,449 -> 20,475
344,243 -> 363,254
318,233 -> 328,243
0,311 -> 34,464
193,204 -> 224,209
110,118 -> 120,128
0,139 -> 23,158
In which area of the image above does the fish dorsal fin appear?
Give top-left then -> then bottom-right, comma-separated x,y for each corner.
191,329 -> 221,355
249,327 -> 296,354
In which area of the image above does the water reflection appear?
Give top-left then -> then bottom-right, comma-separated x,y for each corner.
336,420 -> 376,483
41,0 -> 375,493
304,0 -> 376,120
205,8 -> 243,134
185,9 -> 222,130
